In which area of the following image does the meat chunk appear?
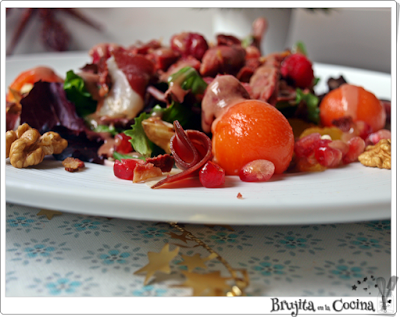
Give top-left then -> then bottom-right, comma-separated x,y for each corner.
200,45 -> 246,77
249,64 -> 279,103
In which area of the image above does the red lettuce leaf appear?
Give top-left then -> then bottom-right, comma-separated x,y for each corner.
51,125 -> 104,164
20,81 -> 86,134
19,81 -> 104,164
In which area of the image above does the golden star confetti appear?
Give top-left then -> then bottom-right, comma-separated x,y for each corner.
167,231 -> 192,244
169,222 -> 249,296
175,271 -> 231,296
37,209 -> 63,220
178,253 -> 218,272
134,243 -> 180,285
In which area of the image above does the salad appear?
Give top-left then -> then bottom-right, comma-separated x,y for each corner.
5,17 -> 391,189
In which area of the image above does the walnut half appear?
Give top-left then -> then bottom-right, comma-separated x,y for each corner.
7,123 -> 68,168
358,139 -> 391,169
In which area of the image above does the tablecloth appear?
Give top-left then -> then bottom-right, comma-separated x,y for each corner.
5,202 -> 391,297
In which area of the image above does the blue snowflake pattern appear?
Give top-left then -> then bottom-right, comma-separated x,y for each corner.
300,224 -> 338,231
27,272 -> 98,296
313,259 -> 377,287
58,216 -> 114,238
132,285 -> 168,296
100,249 -> 130,265
6,209 -> 49,233
302,289 -> 341,296
46,278 -> 82,295
113,282 -> 188,296
124,222 -> 170,243
7,239 -> 70,265
265,231 -> 324,256
337,232 -> 390,257
5,271 -> 18,291
193,226 -> 252,252
82,243 -> 146,273
365,220 -> 391,235
238,256 -> 301,284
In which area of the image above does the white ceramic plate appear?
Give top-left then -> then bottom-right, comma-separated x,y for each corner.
5,52 -> 391,225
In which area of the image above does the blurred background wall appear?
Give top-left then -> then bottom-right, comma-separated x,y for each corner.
6,7 -> 393,73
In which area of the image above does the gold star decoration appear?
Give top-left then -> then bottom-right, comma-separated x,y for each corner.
167,231 -> 192,244
175,271 -> 231,296
134,243 -> 180,285
37,209 -> 63,220
178,253 -> 218,272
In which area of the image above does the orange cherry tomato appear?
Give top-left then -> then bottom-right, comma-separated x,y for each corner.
319,84 -> 386,132
7,66 -> 64,102
212,100 -> 294,175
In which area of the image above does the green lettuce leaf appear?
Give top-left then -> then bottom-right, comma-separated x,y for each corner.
92,124 -> 119,136
168,66 -> 207,95
113,151 -> 146,162
293,41 -> 308,56
295,88 -> 320,124
123,112 -> 152,157
161,102 -> 192,126
150,103 -> 192,128
63,70 -> 97,117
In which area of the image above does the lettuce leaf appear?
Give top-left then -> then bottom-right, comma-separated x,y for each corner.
20,81 -> 86,134
123,112 -> 152,157
92,124 -> 119,136
295,88 -> 320,124
63,70 -> 97,117
168,66 -> 207,95
51,125 -> 104,164
113,151 -> 146,161
293,41 -> 308,56
161,102 -> 192,126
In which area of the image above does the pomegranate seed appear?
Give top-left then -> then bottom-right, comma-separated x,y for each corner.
342,136 -> 365,164
114,133 -> 133,154
113,159 -> 143,180
354,121 -> 373,140
328,140 -> 349,156
365,129 -> 391,146
315,144 -> 342,167
294,133 -> 321,158
239,159 -> 275,182
199,161 -> 225,188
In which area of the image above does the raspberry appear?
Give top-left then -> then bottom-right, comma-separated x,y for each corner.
281,53 -> 314,88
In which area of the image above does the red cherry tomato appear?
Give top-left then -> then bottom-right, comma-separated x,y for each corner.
113,159 -> 143,180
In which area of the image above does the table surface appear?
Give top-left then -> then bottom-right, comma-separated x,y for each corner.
5,202 -> 391,297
